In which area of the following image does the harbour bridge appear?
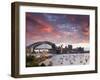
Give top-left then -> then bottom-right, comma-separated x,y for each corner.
27,41 -> 58,54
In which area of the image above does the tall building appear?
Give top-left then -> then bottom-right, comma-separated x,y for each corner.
68,45 -> 72,50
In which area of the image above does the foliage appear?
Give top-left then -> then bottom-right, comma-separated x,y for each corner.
26,56 -> 39,67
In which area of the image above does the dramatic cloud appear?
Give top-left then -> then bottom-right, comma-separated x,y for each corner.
26,12 -> 89,46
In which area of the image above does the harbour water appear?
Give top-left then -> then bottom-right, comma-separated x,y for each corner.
38,53 -> 90,66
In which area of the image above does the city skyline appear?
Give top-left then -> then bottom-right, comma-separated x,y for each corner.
26,12 -> 89,46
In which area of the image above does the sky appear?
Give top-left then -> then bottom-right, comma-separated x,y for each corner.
26,12 -> 89,47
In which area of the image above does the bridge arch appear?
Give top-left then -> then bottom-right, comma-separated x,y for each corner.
28,41 -> 57,54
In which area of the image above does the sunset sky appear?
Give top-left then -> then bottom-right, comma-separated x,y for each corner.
26,12 -> 89,47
